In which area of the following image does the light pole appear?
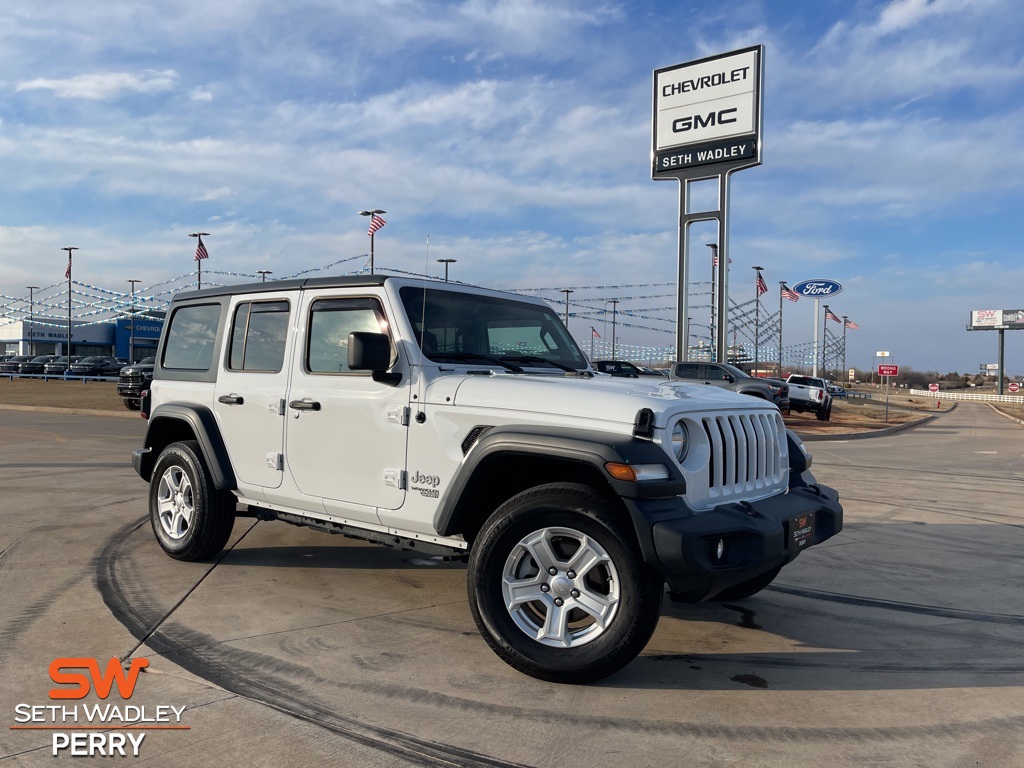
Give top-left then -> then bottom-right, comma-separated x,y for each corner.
437,258 -> 457,282
560,289 -> 574,328
189,232 -> 210,290
707,243 -> 718,358
842,315 -> 849,384
257,270 -> 273,283
609,299 -> 620,360
26,286 -> 39,355
752,266 -> 764,374
61,247 -> 78,356
821,304 -> 831,378
359,209 -> 386,274
126,279 -> 141,363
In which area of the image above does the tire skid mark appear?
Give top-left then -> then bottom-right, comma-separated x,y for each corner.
0,573 -> 87,665
96,516 -> 1024,750
768,585 -> 1024,626
96,517 -> 531,768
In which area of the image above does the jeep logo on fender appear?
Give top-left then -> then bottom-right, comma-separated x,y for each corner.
410,472 -> 440,488
793,279 -> 843,298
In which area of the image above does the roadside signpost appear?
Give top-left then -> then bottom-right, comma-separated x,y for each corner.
928,383 -> 939,393
1009,382 -> 1020,393
878,364 -> 898,422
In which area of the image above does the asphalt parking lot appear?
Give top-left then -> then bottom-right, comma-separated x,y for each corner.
1,404 -> 1022,767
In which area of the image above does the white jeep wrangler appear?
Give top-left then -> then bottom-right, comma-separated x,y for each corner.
133,275 -> 842,683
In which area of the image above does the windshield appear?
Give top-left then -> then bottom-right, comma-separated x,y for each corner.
399,287 -> 588,371
721,363 -> 751,379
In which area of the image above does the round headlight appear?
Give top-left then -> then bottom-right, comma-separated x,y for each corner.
670,420 -> 688,462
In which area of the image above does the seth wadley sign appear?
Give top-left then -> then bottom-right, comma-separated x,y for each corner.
653,47 -> 760,173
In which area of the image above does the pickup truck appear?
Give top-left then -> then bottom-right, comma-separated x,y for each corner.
668,362 -> 789,412
786,375 -> 833,420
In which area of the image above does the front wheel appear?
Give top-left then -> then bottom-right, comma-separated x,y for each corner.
467,483 -> 663,683
149,441 -> 235,561
122,398 -> 141,411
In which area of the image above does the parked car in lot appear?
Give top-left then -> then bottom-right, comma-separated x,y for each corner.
0,355 -> 34,374
42,356 -> 83,375
666,361 -> 789,411
17,355 -> 60,374
67,356 -> 123,377
593,360 -> 668,378
786,375 -> 833,420
118,357 -> 156,410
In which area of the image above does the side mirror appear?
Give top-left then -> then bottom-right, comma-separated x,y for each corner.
348,332 -> 402,385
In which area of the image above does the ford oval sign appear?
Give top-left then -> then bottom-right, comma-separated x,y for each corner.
793,279 -> 843,298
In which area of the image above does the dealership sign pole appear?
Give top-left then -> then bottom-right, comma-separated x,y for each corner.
652,45 -> 763,362
967,309 -> 1024,395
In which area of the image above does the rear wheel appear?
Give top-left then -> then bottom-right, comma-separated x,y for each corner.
468,483 -> 663,683
149,441 -> 235,561
123,398 -> 141,411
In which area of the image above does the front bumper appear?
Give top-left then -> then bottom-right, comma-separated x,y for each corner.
628,484 -> 842,602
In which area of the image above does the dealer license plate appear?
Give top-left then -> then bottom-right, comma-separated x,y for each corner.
789,511 -> 815,549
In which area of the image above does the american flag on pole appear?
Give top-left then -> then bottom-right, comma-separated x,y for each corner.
194,236 -> 209,262
64,257 -> 72,279
592,327 -> 601,338
367,214 -> 386,236
825,308 -> 841,323
756,272 -> 768,296
844,319 -> 860,330
781,283 -> 799,302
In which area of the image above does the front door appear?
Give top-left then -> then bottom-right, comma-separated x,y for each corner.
284,293 -> 409,523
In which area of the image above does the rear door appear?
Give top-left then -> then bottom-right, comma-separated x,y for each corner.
213,297 -> 292,490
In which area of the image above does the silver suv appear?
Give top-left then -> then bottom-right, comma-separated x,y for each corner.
132,275 -> 841,683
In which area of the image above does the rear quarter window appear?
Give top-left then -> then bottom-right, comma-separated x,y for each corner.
162,304 -> 222,370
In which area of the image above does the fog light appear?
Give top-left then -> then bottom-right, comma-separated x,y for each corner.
715,538 -> 725,561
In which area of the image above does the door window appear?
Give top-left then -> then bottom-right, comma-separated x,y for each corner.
306,298 -> 390,374
228,301 -> 290,372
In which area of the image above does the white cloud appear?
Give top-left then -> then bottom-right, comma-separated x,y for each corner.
15,70 -> 179,100
190,88 -> 214,102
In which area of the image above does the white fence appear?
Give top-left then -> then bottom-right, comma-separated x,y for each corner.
910,389 -> 1024,404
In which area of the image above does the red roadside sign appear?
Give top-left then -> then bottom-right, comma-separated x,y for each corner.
928,383 -> 939,392
878,364 -> 899,377
1010,382 -> 1021,393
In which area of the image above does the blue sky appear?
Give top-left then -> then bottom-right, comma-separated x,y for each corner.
1,0 -> 1022,375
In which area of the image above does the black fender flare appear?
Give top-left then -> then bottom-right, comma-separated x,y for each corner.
135,403 -> 237,490
433,424 -> 686,538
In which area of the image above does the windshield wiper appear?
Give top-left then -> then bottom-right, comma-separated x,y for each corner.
500,354 -> 578,373
430,352 -> 523,372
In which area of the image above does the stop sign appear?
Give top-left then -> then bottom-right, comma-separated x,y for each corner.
1010,382 -> 1021,393
928,383 -> 939,393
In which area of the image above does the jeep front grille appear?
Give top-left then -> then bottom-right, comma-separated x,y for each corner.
701,412 -> 785,497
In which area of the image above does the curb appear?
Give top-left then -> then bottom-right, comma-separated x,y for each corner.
0,403 -> 140,419
987,402 -> 1024,427
794,402 -> 956,442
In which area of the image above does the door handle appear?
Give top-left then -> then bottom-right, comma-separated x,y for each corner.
289,399 -> 321,411
218,394 -> 244,405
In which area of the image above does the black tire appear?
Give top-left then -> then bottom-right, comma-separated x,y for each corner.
123,398 -> 141,411
149,441 -> 235,561
467,483 -> 663,684
710,564 -> 784,601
